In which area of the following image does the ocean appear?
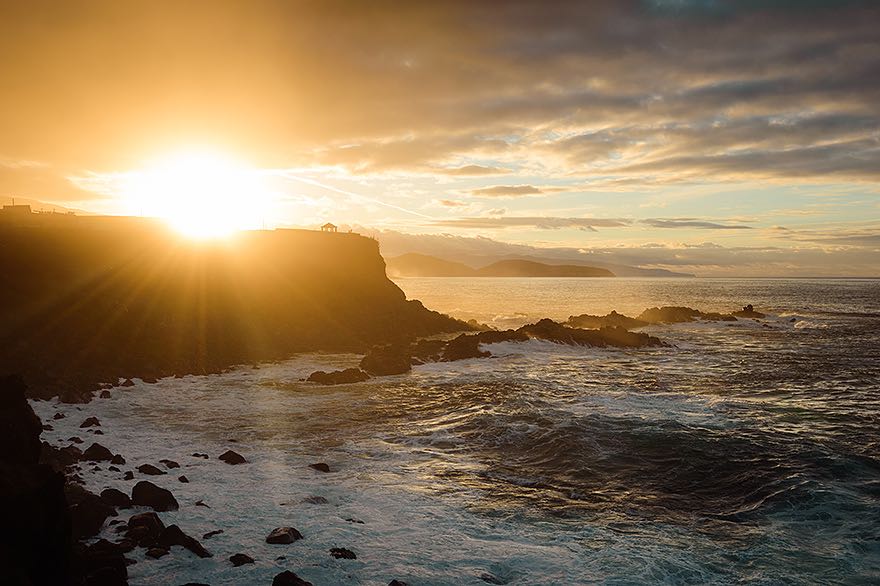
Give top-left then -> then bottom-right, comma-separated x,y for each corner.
34,278 -> 880,584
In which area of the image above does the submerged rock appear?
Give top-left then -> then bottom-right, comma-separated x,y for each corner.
266,527 -> 303,544
130,481 -> 179,511
203,529 -> 224,539
732,304 -> 766,318
219,450 -> 247,465
79,416 -> 101,428
307,368 -> 370,385
230,552 -> 255,566
155,524 -> 212,558
329,547 -> 357,559
309,462 -> 331,473
136,464 -> 165,475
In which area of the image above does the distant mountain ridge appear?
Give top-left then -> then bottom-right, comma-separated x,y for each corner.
386,253 -> 614,277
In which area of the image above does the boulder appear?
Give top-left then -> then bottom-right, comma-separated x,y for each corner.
219,450 -> 246,465
178,475 -> 189,483
120,379 -> 135,387
110,454 -> 125,465
80,416 -> 101,428
53,412 -> 66,420
68,436 -> 83,444
389,581 -> 409,586
567,310 -> 649,330
203,529 -> 223,539
100,390 -> 112,399
125,512 -> 165,546
359,344 -> 412,375
306,368 -> 370,385
155,524 -> 212,558
137,464 -> 165,475
273,571 -> 313,586
66,483 -> 117,539
130,481 -> 179,511
230,553 -> 255,566
441,334 -> 491,361
73,539 -> 128,585
309,462 -> 331,473
329,547 -> 357,559
732,304 -> 766,318
266,527 -> 303,544
159,459 -> 180,469
100,488 -> 131,508
83,443 -> 114,461
122,471 -> 134,480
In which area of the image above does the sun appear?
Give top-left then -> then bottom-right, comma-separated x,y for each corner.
122,150 -> 273,239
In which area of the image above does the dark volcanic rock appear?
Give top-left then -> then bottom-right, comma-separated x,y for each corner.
110,454 -> 125,465
131,481 -> 179,511
53,412 -> 66,420
273,570 -> 314,586
66,483 -> 117,539
219,450 -> 246,464
389,581 -> 409,586
359,344 -> 412,375
441,334 -> 491,361
309,462 -> 331,473
567,310 -> 649,330
74,538 -> 128,585
266,527 -> 303,544
329,547 -> 357,559
307,368 -> 370,385
203,529 -> 224,539
410,339 -> 447,362
230,552 -> 255,566
80,416 -> 101,428
121,379 -> 135,387
41,442 -> 82,471
100,488 -> 132,508
156,524 -> 212,558
122,471 -> 134,480
137,463 -> 166,475
518,319 -> 664,348
100,390 -> 112,399
178,475 -> 189,483
637,306 -> 736,324
732,304 -> 766,318
159,459 -> 180,469
125,512 -> 165,546
83,443 -> 114,461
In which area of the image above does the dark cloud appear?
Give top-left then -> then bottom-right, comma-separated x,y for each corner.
643,218 -> 753,230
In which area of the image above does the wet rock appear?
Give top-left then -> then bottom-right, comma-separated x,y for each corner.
567,310 -> 649,330
345,518 -> 365,524
146,547 -> 169,559
120,379 -> 135,387
141,377 -> 158,384
441,334 -> 491,361
219,450 -> 246,464
302,495 -> 329,504
159,458 -> 180,469
100,488 -> 132,508
178,475 -> 189,483
131,480 -> 179,511
410,339 -> 447,362
732,304 -> 766,318
80,416 -> 101,428
108,465 -> 120,472
83,443 -> 114,461
100,390 -> 112,399
309,462 -> 331,473
156,524 -> 212,558
273,571 -> 313,586
389,581 -> 409,586
60,389 -> 93,404
479,572 -> 507,584
230,553 -> 255,566
306,368 -> 370,385
137,464 -> 166,475
359,344 -> 412,375
41,442 -> 82,470
53,412 -> 66,420
74,538 -> 128,585
68,436 -> 83,444
266,527 -> 303,544
191,452 -> 209,459
123,471 -> 134,480
203,529 -> 224,539
42,423 -> 54,431
125,512 -> 165,546
93,429 -> 104,435
330,547 -> 356,559
110,454 -> 125,465
195,499 -> 210,507
66,483 -> 117,539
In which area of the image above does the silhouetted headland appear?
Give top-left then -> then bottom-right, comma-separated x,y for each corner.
0,212 -> 468,402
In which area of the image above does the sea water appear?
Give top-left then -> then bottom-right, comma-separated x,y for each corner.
33,278 -> 880,585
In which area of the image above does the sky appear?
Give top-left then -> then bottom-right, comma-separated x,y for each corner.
1,0 -> 878,276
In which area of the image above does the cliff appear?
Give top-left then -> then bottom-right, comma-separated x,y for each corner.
0,216 -> 467,400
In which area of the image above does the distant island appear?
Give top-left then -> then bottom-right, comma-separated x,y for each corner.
386,253 -> 611,278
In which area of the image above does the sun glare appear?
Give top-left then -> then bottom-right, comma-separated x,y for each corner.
122,150 -> 273,239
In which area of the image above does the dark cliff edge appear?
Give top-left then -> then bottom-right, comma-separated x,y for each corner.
0,217 -> 469,400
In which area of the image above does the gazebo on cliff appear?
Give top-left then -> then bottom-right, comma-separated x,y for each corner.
320,222 -> 338,233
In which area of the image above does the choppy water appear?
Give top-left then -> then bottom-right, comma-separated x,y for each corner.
35,278 -> 880,584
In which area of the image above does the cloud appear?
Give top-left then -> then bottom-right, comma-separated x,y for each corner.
431,216 -> 630,231
435,199 -> 469,207
643,218 -> 753,230
467,184 -> 559,198
439,164 -> 510,176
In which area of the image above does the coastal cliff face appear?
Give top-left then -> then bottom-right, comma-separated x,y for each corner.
0,218 -> 467,399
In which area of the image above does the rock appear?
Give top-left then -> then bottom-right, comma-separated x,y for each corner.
125,512 -> 165,546
309,462 -> 331,473
567,310 -> 649,330
83,443 -> 114,461
53,412 -> 66,420
273,571 -> 313,586
230,553 -> 255,566
137,464 -> 166,475
329,547 -> 357,559
203,529 -> 223,539
306,368 -> 370,385
93,429 -> 105,435
74,538 -> 129,585
345,518 -> 365,524
142,377 -> 158,384
191,453 -> 209,459
66,483 -> 117,539
389,581 -> 409,586
80,416 -> 101,428
156,524 -> 212,558
41,442 -> 82,470
131,481 -> 179,511
146,547 -> 169,559
108,465 -> 120,472
410,339 -> 447,362
219,450 -> 246,465
302,495 -> 329,504
266,527 -> 303,544
120,379 -> 135,387
42,423 -> 54,431
100,390 -> 112,399
178,475 -> 189,483
100,488 -> 132,508
68,436 -> 83,444
123,471 -> 134,480
110,454 -> 125,465
480,572 -> 507,584
60,389 -> 93,404
195,499 -> 210,507
441,334 -> 491,361
359,344 -> 412,375
732,304 -> 767,318
159,458 -> 180,469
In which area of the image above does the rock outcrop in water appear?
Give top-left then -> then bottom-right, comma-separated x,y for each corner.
568,305 -> 767,329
